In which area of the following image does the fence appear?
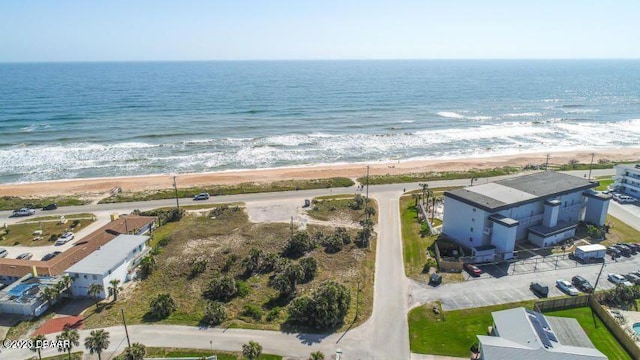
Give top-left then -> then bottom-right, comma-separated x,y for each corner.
434,241 -> 463,273
588,296 -> 640,359
535,295 -> 640,359
534,295 -> 590,312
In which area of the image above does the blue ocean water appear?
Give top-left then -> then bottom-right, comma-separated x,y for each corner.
0,60 -> 639,183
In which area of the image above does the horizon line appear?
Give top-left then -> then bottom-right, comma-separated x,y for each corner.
1,57 -> 640,64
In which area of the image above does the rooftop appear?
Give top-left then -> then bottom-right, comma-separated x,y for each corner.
0,215 -> 156,278
66,234 -> 148,275
478,307 -> 606,360
446,172 -> 597,211
0,274 -> 62,306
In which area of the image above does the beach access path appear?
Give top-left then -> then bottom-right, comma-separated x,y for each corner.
0,169 -> 616,360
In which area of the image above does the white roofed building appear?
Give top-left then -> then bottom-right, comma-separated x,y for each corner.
442,172 -> 610,262
66,234 -> 150,299
478,307 -> 607,360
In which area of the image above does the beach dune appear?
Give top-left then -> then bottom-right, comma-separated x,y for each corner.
1,148 -> 637,198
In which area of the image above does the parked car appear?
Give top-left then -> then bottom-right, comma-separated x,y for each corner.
613,244 -> 631,257
606,247 -> 621,257
617,243 -> 637,255
41,251 -> 61,261
608,273 -> 633,286
42,203 -> 58,211
0,248 -> 8,258
556,279 -> 579,296
193,193 -> 210,201
624,273 -> 640,285
628,243 -> 640,251
618,195 -> 637,204
571,275 -> 594,293
530,282 -> 549,298
12,208 -> 36,217
464,263 -> 483,277
16,252 -> 33,260
55,232 -> 75,245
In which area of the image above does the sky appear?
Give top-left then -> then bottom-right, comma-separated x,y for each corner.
1,0 -> 639,62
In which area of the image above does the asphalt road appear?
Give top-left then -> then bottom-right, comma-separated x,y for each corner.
0,168 -> 619,359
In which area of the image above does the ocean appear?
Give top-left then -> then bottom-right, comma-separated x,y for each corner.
0,60 -> 639,184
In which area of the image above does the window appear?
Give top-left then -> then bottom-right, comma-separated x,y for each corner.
83,275 -> 88,279
472,218 -> 475,222
469,237 -> 473,242
470,227 -> 474,232
473,208 -> 476,212
92,275 -> 97,280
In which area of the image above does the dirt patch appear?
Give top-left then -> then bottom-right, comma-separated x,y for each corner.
33,315 -> 84,336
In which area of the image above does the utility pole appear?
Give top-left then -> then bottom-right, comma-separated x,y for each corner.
172,175 -> 180,211
588,152 -> 596,180
545,154 -> 551,171
592,260 -> 606,293
121,308 -> 131,348
355,280 -> 360,320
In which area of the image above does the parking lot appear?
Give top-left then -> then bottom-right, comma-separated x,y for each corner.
410,250 -> 640,311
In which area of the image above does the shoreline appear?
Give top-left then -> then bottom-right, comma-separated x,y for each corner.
1,147 -> 638,198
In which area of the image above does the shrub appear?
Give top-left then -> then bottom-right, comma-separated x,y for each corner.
148,293 -> 176,319
355,227 -> 372,248
323,236 -> 343,253
287,281 -> 351,329
48,234 -> 59,242
422,258 -> 438,273
242,341 -> 262,360
335,227 -> 351,245
236,280 -> 250,297
266,307 -> 281,321
242,304 -> 263,321
202,301 -> 227,326
203,276 -> 237,302
283,231 -> 314,258
242,248 -> 263,276
300,257 -> 318,283
222,254 -> 238,272
260,253 -> 279,273
190,259 -> 208,278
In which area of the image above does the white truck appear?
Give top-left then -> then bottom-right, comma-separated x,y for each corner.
573,244 -> 606,262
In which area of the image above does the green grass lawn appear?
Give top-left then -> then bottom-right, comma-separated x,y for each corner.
0,215 -> 96,247
545,307 -> 631,360
358,166 -> 520,185
595,179 -> 614,191
408,300 -> 534,357
0,196 -> 87,211
409,301 -> 631,359
599,215 -> 640,247
143,347 -> 282,359
100,177 -> 354,204
400,196 -> 438,280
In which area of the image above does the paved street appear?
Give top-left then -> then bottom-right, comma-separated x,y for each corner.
0,168 -> 622,359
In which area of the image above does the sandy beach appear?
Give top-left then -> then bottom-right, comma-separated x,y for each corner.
1,148 -> 638,198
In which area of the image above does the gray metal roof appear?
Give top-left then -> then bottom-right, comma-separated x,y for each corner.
478,308 -> 606,360
65,235 -> 148,275
446,172 -> 596,211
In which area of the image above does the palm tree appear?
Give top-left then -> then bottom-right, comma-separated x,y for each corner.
123,342 -> 146,360
84,329 -> 110,360
309,351 -> 325,360
412,193 -> 420,208
138,255 -> 156,279
30,334 -> 47,360
242,340 -> 262,360
149,293 -> 176,319
42,286 -> 58,308
56,328 -> 80,360
88,283 -> 104,309
109,279 -> 122,302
